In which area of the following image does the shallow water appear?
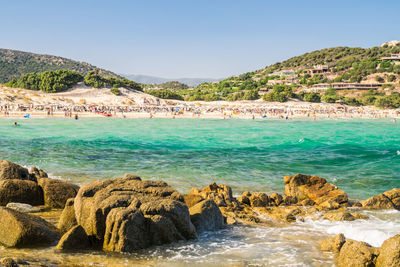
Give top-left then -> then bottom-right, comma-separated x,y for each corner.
0,118 -> 399,266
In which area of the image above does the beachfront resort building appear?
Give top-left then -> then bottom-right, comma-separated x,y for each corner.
380,54 -> 400,63
305,83 -> 382,92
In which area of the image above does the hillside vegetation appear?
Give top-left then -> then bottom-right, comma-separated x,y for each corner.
149,44 -> 400,108
5,70 -> 142,93
0,48 -> 119,83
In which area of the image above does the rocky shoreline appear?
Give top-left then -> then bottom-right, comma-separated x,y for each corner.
0,160 -> 398,266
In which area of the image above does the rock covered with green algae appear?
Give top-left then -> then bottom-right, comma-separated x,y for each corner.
69,175 -> 197,253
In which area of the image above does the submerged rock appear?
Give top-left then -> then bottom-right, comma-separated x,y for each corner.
0,207 -> 60,247
284,174 -> 348,207
38,178 -> 79,208
362,188 -> 400,210
0,179 -> 43,206
56,225 -> 91,251
73,176 -> 197,253
376,234 -> 400,267
189,199 -> 224,233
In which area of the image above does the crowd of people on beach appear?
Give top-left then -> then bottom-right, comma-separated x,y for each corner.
0,102 -> 399,120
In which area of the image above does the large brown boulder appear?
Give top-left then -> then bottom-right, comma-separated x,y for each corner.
0,160 -> 34,181
73,176 -> 197,253
38,178 -> 79,208
337,240 -> 379,267
189,199 -> 224,233
362,188 -> 400,210
0,179 -> 43,206
319,233 -> 346,253
376,234 -> 400,267
58,198 -> 78,234
0,207 -> 60,247
284,174 -> 348,207
56,225 -> 91,251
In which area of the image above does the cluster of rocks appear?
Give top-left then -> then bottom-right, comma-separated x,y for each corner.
320,233 -> 400,267
0,159 -> 399,267
0,160 -> 79,209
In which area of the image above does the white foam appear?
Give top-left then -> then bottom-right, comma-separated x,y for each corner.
299,209 -> 400,247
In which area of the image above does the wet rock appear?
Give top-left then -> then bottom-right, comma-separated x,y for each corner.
262,206 -> 303,222
237,195 -> 250,205
319,199 -> 340,210
319,233 -> 346,253
6,202 -> 44,213
270,193 -> 283,206
0,257 -> 18,267
189,182 -> 234,207
74,177 -> 197,253
56,225 -> 91,251
0,160 -> 35,182
299,199 -> 315,206
0,179 -> 43,206
38,178 -> 80,208
284,174 -> 348,207
362,188 -> 400,210
337,240 -> 378,267
183,194 -> 204,208
282,195 -> 298,206
376,234 -> 400,267
189,199 -> 224,233
29,167 -> 48,179
248,192 -> 269,207
58,198 -> 78,234
122,174 -> 141,180
0,207 -> 60,247
323,211 -> 368,221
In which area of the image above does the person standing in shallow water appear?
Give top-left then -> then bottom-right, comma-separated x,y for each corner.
75,114 -> 78,120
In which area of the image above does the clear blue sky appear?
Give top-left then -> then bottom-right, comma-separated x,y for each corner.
0,0 -> 399,79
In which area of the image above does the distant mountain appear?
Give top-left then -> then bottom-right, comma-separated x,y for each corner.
0,48 -> 119,83
122,74 -> 220,86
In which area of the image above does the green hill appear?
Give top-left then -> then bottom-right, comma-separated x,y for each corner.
0,48 -> 119,83
175,44 -> 400,102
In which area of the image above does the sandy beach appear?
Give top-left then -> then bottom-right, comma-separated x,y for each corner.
0,85 -> 399,120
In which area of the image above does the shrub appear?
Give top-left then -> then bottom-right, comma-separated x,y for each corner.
110,87 -> 121,95
146,89 -> 184,100
298,92 -> 321,102
5,70 -> 83,93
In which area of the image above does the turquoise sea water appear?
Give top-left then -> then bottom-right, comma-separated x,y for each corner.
0,118 -> 399,200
